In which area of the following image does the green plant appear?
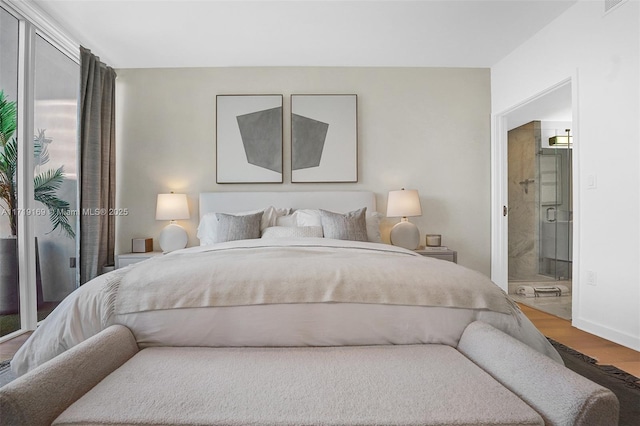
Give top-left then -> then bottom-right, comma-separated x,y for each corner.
0,90 -> 74,238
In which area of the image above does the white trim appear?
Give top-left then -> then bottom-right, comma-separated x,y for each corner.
2,0 -> 79,63
0,328 -> 29,344
16,19 -> 38,331
490,114 -> 508,291
490,77 -> 577,298
569,72 -> 581,324
573,317 -> 640,352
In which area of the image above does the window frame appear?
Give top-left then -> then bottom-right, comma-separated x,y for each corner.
0,0 -> 80,342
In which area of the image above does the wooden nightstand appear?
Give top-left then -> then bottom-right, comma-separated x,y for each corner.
116,252 -> 163,269
414,247 -> 457,263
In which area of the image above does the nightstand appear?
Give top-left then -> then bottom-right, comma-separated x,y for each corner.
414,247 -> 457,263
116,252 -> 163,269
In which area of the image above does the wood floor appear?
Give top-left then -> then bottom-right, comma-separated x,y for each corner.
519,304 -> 640,379
2,305 -> 639,380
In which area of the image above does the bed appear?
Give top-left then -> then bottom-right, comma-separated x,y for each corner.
11,190 -> 560,375
3,191 -> 619,425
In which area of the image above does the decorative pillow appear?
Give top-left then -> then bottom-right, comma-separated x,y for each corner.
198,206 -> 289,245
261,226 -> 324,239
292,209 -> 322,227
213,211 -> 264,243
366,211 -> 383,243
275,213 -> 298,227
319,208 -> 368,241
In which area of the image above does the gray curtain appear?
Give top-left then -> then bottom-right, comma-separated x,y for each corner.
79,46 -> 116,284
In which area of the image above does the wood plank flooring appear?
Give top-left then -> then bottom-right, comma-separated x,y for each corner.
2,306 -> 639,380
520,304 -> 640,379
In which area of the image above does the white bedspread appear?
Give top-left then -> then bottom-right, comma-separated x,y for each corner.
12,239 -> 562,376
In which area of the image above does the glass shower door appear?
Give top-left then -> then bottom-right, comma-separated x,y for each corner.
538,130 -> 572,280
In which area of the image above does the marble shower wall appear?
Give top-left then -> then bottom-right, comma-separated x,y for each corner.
508,122 -> 540,281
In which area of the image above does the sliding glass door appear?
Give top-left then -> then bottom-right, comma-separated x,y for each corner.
33,35 -> 79,320
0,5 -> 80,339
0,6 -> 21,337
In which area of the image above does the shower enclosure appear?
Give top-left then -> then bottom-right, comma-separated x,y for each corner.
507,121 -> 573,283
538,128 -> 572,279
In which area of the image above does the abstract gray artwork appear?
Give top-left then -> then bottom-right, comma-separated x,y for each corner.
290,94 -> 357,183
217,94 -> 283,183
236,107 -> 283,173
291,114 -> 329,170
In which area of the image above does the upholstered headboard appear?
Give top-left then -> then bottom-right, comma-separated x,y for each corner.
199,191 -> 377,219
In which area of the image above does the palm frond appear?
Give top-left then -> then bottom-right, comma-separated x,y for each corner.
0,91 -> 74,239
34,166 -> 75,238
34,129 -> 51,166
34,167 -> 65,194
0,91 -> 17,148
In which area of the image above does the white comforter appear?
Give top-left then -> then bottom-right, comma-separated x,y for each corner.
12,239 -> 562,375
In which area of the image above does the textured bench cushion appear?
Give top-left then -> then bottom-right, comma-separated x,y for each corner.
458,321 -> 619,426
54,345 -> 543,426
0,325 -> 138,426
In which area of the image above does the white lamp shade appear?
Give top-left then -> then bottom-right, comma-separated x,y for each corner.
386,189 -> 422,218
156,193 -> 190,221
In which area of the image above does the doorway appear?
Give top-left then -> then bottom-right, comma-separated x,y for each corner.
499,81 -> 574,320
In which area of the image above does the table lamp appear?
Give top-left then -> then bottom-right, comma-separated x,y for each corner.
156,193 -> 190,253
387,188 -> 422,250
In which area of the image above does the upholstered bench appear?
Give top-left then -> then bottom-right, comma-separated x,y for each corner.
0,322 -> 618,425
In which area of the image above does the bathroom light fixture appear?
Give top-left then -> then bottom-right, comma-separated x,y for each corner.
549,136 -> 572,146
156,192 -> 190,253
387,188 -> 422,250
549,129 -> 572,146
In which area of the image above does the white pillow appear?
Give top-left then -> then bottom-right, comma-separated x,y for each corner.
275,213 -> 298,227
261,226 -> 324,239
288,208 -> 382,243
292,209 -> 322,227
197,206 -> 289,245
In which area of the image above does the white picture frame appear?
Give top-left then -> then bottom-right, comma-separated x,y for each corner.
291,94 -> 358,183
216,95 -> 283,183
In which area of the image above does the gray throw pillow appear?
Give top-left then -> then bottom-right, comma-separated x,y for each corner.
213,211 -> 264,243
320,208 -> 368,241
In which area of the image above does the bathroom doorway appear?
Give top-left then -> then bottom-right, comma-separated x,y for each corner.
505,83 -> 573,320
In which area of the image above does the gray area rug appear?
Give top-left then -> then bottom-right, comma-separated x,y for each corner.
548,338 -> 640,426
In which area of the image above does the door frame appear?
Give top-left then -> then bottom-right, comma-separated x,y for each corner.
490,76 -> 580,320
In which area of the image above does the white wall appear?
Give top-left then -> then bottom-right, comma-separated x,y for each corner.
492,0 -> 640,350
115,67 -> 492,274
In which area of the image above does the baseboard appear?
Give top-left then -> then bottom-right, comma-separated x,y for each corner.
572,317 -> 640,352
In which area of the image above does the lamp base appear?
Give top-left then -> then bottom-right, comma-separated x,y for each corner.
390,220 -> 420,250
159,223 -> 188,253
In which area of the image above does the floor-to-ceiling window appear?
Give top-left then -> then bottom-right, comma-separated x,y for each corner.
0,6 -> 21,337
33,35 -> 79,321
0,4 -> 79,339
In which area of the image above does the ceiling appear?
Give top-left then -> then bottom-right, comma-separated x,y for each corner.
27,0 -> 577,69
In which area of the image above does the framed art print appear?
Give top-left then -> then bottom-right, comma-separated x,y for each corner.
291,94 -> 357,183
216,94 -> 283,183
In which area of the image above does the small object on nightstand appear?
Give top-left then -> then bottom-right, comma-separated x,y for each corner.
132,238 -> 153,253
425,234 -> 442,247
